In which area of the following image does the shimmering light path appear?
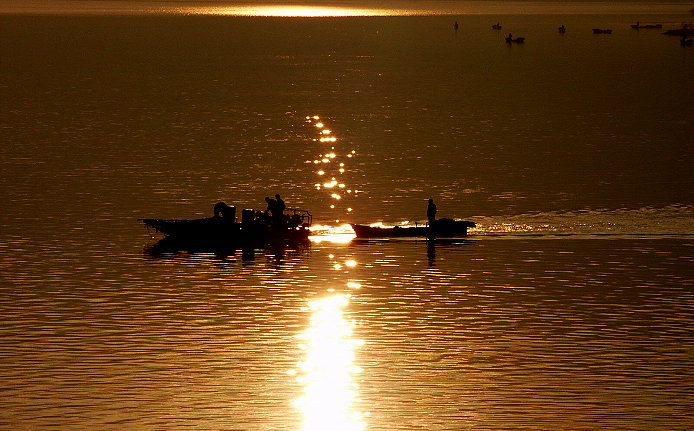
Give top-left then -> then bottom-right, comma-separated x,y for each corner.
306,115 -> 358,222
293,295 -> 366,431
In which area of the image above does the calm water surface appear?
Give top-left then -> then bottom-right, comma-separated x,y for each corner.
1,4 -> 693,430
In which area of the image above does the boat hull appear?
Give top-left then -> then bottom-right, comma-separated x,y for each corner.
631,24 -> 662,29
351,219 -> 475,239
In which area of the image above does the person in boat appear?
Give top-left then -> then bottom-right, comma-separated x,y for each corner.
275,194 -> 286,219
264,197 -> 277,220
427,198 -> 437,226
264,195 -> 287,225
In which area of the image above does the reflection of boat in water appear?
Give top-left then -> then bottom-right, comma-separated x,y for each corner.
140,202 -> 312,246
351,218 -> 475,239
592,28 -> 612,34
144,234 -> 309,258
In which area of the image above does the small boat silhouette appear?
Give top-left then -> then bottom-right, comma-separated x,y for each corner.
631,21 -> 662,29
592,28 -> 612,34
351,219 -> 475,239
662,25 -> 694,37
140,202 -> 313,245
505,34 -> 525,44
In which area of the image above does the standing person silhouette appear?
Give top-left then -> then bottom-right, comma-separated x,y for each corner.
275,194 -> 286,217
427,199 -> 437,226
274,194 -> 286,224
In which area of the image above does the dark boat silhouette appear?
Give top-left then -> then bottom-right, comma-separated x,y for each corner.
140,203 -> 312,246
351,218 -> 475,239
662,27 -> 694,37
505,34 -> 525,44
631,23 -> 662,29
592,28 -> 613,34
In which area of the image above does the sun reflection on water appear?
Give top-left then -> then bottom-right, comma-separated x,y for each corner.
309,224 -> 356,243
217,6 -> 396,17
293,294 -> 366,431
305,115 -> 359,222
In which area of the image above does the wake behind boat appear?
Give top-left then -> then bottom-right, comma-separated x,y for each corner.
351,218 -> 475,239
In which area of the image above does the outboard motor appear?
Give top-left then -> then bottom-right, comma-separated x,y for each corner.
213,202 -> 236,221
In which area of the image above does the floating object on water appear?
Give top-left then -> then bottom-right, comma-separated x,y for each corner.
492,22 -> 502,30
592,28 -> 612,34
140,202 -> 313,246
505,34 -> 525,44
662,26 -> 694,37
558,25 -> 566,34
631,22 -> 662,30
351,219 -> 475,239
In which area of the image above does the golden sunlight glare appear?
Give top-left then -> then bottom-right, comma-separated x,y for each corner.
294,295 -> 365,431
228,6 -> 379,17
309,224 -> 356,243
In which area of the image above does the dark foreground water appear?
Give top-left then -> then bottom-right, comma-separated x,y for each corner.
1,4 -> 693,430
2,235 -> 693,430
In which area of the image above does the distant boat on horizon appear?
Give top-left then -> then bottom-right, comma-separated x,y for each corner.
662,26 -> 694,37
505,34 -> 525,44
631,21 -> 663,29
